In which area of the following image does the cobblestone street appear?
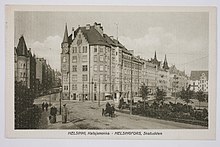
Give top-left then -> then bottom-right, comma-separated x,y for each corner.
35,95 -> 207,130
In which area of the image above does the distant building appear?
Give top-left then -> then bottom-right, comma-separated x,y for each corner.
169,65 -> 189,94
14,36 -> 36,91
148,52 -> 170,95
190,71 -> 208,93
140,58 -> 157,95
15,36 -> 61,97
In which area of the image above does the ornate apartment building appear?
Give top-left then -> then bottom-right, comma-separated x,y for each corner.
61,23 -> 143,101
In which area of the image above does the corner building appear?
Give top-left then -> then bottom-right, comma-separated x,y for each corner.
61,23 -> 142,101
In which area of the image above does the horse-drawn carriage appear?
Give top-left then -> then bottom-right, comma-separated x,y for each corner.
102,102 -> 116,117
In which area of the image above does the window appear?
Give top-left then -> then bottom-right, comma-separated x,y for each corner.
72,84 -> 77,90
82,74 -> 88,81
72,56 -> 77,63
100,75 -> 103,81
83,46 -> 87,53
105,65 -> 108,71
63,75 -> 68,82
72,65 -> 77,72
94,55 -> 97,62
64,86 -> 68,90
100,65 -> 104,71
82,55 -> 87,62
99,47 -> 103,53
78,46 -> 81,53
62,64 -> 67,70
105,84 -> 107,91
72,75 -> 77,81
63,57 -> 66,63
72,47 -> 77,53
94,83 -> 97,91
82,65 -> 88,71
83,84 -> 88,90
94,65 -> 97,71
93,74 -> 97,81
94,46 -> 97,52
100,55 -> 104,62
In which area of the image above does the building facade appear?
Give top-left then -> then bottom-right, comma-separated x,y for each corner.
60,23 -> 142,101
15,36 -> 61,97
190,71 -> 208,93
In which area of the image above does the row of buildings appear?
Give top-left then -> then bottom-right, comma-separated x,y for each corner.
14,36 -> 61,96
60,22 -> 196,101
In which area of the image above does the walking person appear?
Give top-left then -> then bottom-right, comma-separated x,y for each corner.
42,102 -> 45,111
62,104 -> 69,123
45,102 -> 49,111
50,104 -> 57,123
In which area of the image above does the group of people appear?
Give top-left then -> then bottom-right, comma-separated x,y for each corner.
41,102 -> 49,111
42,102 -> 69,124
102,102 -> 116,117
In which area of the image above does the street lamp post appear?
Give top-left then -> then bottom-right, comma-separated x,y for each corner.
98,76 -> 101,107
59,87 -> 62,115
130,56 -> 133,115
91,78 -> 94,102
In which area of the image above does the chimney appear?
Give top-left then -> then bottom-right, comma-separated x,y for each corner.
94,22 -> 103,36
129,50 -> 134,55
110,36 -> 114,40
72,27 -> 75,40
86,24 -> 90,30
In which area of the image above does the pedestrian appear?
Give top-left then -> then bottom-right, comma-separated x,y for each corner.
42,102 -> 45,111
50,104 -> 57,123
45,102 -> 49,111
62,104 -> 69,123
111,104 -> 116,117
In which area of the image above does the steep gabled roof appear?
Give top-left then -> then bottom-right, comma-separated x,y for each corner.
74,26 -> 110,47
190,71 -> 208,81
16,36 -> 28,57
63,24 -> 69,43
163,54 -> 169,70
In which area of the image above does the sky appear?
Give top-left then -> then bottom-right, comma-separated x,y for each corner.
14,11 -> 209,75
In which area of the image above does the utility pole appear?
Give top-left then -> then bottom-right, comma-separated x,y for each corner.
82,80 -> 84,102
91,78 -> 94,102
98,76 -> 101,107
130,56 -> 133,115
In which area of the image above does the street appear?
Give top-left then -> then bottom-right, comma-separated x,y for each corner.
34,94 -> 207,129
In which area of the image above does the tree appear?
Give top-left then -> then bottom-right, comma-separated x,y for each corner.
15,81 -> 41,129
141,84 -> 150,110
155,87 -> 166,105
179,85 -> 194,107
196,90 -> 206,109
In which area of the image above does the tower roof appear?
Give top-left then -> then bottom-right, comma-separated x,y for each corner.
16,35 -> 28,57
154,51 -> 157,60
163,54 -> 169,70
62,23 -> 69,43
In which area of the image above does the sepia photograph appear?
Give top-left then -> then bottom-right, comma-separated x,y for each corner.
5,5 -> 217,139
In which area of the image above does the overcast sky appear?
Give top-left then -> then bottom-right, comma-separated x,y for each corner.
14,11 -> 209,75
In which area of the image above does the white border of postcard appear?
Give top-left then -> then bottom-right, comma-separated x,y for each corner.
5,5 -> 217,139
